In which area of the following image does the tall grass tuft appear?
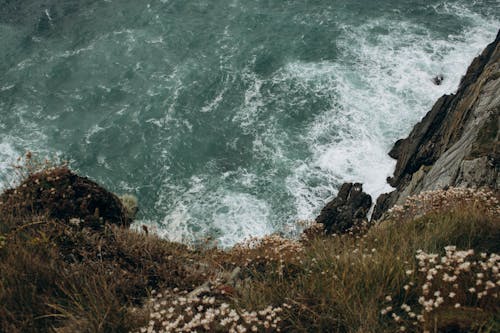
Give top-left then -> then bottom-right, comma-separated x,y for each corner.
1,166 -> 498,332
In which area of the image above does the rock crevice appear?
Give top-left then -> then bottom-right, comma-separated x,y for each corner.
373,30 -> 500,220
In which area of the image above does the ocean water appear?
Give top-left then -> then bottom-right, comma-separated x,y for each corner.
0,0 -> 498,246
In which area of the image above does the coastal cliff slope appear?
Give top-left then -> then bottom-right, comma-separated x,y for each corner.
373,30 -> 500,219
1,33 -> 500,332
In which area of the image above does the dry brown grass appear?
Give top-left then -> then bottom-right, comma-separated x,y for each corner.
1,167 -> 499,332
0,209 -> 215,332
214,189 -> 500,333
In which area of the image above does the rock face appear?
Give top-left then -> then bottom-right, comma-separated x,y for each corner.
0,166 -> 131,229
316,182 -> 372,234
373,30 -> 500,220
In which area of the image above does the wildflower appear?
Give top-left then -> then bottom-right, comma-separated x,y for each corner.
422,283 -> 430,295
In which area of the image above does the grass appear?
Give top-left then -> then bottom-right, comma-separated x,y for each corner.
0,167 -> 499,332
230,201 -> 499,332
0,215 -> 211,332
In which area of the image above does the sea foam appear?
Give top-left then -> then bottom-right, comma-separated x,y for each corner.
0,1 -> 498,247
284,9 -> 499,225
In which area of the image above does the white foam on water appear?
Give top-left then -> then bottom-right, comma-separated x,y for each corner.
0,140 -> 20,191
155,175 -> 203,244
3,1 -> 496,248
232,71 -> 264,132
200,89 -> 225,113
157,174 -> 272,247
284,8 -> 499,223
211,192 -> 272,248
158,201 -> 194,243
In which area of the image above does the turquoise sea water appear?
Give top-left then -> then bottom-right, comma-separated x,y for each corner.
0,0 -> 498,246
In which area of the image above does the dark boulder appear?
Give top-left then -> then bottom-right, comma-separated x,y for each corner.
0,166 -> 131,229
371,191 -> 398,221
316,183 -> 372,234
432,74 -> 444,85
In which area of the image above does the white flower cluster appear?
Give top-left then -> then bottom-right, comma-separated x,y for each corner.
381,246 -> 499,331
233,235 -> 304,256
135,288 -> 287,333
230,234 -> 305,273
386,187 -> 499,221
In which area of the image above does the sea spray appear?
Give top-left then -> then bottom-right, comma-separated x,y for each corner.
0,0 -> 498,246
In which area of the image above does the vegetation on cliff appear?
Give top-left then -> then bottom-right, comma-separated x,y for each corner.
0,163 -> 498,332
1,31 -> 499,331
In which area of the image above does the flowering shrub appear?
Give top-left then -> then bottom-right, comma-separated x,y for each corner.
231,235 -> 305,261
386,188 -> 499,221
228,235 -> 305,277
381,246 -> 499,332
135,288 -> 287,333
1,163 -> 498,333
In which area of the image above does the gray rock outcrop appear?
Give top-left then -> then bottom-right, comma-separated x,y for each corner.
373,30 -> 500,220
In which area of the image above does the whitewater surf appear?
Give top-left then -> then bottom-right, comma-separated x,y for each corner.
0,0 -> 498,246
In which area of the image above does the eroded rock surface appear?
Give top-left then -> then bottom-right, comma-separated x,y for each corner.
373,31 -> 500,219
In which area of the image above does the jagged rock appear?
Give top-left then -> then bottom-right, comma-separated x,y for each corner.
387,31 -> 499,189
371,191 -> 397,221
375,30 -> 500,218
0,166 -> 131,229
433,74 -> 444,85
316,182 -> 372,234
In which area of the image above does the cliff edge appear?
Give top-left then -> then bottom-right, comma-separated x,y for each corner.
373,31 -> 500,220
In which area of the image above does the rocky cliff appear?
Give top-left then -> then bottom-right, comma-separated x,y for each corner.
315,182 -> 371,234
372,30 -> 500,220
